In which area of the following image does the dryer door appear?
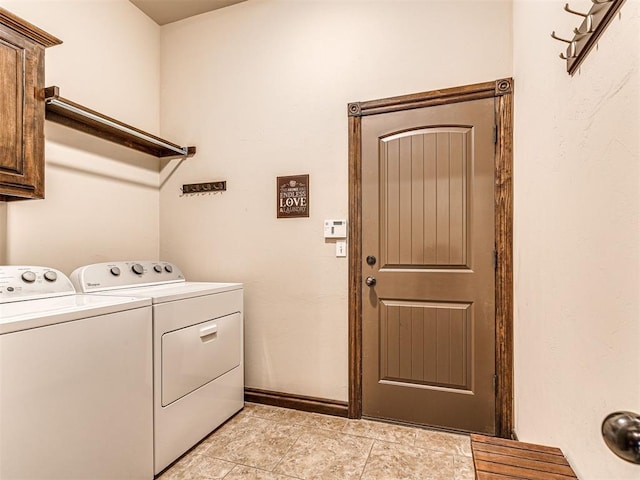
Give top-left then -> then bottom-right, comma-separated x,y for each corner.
161,312 -> 241,406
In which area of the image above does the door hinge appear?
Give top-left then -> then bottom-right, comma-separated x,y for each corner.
494,125 -> 498,144
493,374 -> 498,395
493,250 -> 498,270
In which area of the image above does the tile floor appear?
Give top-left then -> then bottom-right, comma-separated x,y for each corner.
158,403 -> 475,480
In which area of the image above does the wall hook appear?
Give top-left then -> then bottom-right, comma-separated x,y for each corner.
550,31 -> 572,43
572,25 -> 592,37
564,3 -> 595,33
560,51 -> 578,60
564,3 -> 588,16
551,31 -> 577,59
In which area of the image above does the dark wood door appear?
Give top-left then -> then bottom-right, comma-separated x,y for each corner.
360,97 -> 497,434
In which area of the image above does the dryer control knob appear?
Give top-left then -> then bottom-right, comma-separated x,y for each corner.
44,270 -> 58,282
131,263 -> 144,275
164,265 -> 173,273
21,271 -> 36,283
110,267 -> 121,276
153,265 -> 162,273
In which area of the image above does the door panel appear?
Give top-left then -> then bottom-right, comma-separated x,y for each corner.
379,300 -> 471,390
380,128 -> 471,268
0,36 -> 24,173
361,97 -> 496,434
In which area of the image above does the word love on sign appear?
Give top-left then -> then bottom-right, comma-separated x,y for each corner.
277,174 -> 309,219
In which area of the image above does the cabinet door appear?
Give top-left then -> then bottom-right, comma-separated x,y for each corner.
0,24 -> 45,200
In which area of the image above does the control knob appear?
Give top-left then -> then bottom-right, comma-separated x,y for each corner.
131,263 -> 144,275
21,271 -> 36,283
153,265 -> 162,273
110,267 -> 121,276
164,265 -> 173,273
43,270 -> 58,282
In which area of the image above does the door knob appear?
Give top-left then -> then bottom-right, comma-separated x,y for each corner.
366,255 -> 377,266
602,411 -> 640,464
365,276 -> 376,287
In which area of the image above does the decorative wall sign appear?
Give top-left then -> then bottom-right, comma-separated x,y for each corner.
277,174 -> 309,218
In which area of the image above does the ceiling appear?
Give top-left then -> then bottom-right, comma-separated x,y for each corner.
130,0 -> 247,25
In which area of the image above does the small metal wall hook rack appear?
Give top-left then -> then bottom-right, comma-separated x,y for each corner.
551,0 -> 626,75
180,181 -> 227,196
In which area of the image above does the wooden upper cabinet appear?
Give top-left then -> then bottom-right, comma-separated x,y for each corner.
0,8 -> 61,201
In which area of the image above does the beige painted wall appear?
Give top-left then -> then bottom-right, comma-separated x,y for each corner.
513,1 -> 639,478
159,0 -> 513,401
0,202 -> 6,264
0,0 -> 162,274
4,2 -> 635,477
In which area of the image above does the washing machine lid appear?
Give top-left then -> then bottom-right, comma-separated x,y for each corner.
93,282 -> 242,304
0,294 -> 151,334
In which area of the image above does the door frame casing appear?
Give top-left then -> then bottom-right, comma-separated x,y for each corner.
347,78 -> 514,438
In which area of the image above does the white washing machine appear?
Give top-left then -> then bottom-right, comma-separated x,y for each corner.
71,261 -> 244,474
0,266 -> 153,480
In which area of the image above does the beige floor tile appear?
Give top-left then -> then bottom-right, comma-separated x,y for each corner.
292,411 -> 350,432
244,403 -> 348,432
162,405 -> 478,479
360,440 -> 455,480
273,429 -> 374,480
158,454 -> 235,480
267,407 -> 324,425
199,412 -> 305,470
414,428 -> 472,457
189,435 -> 217,456
243,403 -> 292,421
454,454 -> 475,480
341,418 -> 418,445
224,464 -> 299,480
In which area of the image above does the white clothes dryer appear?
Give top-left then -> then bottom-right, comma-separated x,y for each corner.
0,266 -> 153,480
71,261 -> 244,474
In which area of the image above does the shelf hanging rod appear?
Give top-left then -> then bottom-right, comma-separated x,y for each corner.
45,97 -> 189,157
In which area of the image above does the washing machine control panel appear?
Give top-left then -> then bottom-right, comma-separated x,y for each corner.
71,261 -> 185,293
0,266 -> 75,303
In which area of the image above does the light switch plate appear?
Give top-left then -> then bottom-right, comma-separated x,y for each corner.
336,241 -> 347,257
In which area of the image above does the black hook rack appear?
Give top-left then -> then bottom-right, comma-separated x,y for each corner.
551,0 -> 626,75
